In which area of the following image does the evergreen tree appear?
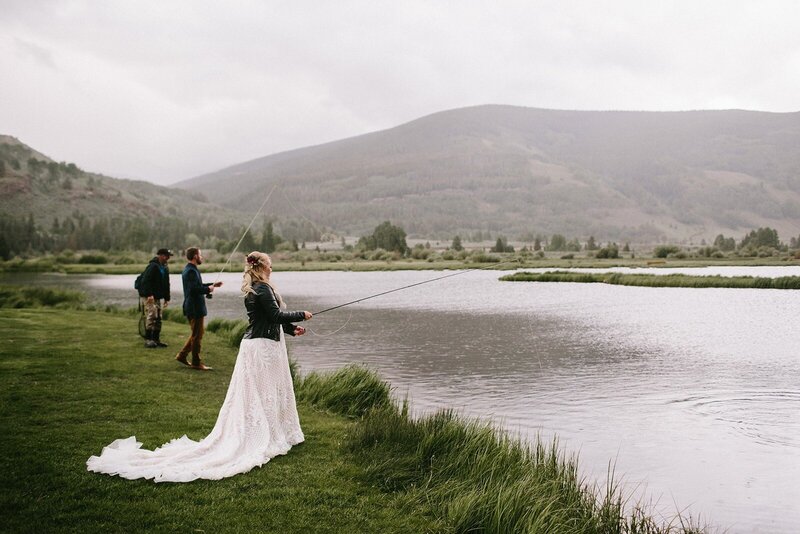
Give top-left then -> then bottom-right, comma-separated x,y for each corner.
358,221 -> 408,253
0,234 -> 9,260
491,237 -> 514,253
260,221 -> 278,253
548,234 -> 567,251
714,234 -> 736,251
739,227 -> 780,249
238,226 -> 257,253
451,235 -> 463,251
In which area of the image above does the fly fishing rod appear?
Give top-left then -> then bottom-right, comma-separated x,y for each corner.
222,186 -> 522,315
312,258 -> 522,315
207,184 -> 278,297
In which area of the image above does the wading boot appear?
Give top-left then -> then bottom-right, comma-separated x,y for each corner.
154,329 -> 168,348
144,330 -> 158,349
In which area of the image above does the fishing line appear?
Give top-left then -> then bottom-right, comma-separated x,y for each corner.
278,187 -> 355,334
307,308 -> 354,337
280,187 -> 331,242
278,188 -> 522,319
212,184 -> 278,284
312,259 -> 522,315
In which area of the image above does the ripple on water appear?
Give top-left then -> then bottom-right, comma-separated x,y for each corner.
672,389 -> 800,448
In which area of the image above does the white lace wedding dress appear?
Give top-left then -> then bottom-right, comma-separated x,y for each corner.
86,333 -> 304,482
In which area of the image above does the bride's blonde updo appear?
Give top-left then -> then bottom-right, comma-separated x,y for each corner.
241,251 -> 283,306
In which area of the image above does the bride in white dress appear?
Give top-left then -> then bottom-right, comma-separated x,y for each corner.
87,252 -> 313,482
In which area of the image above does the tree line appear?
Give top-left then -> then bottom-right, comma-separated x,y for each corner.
0,212 -> 323,261
2,208 -> 798,262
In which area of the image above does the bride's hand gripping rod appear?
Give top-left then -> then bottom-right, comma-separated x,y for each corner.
212,184 -> 278,286
312,258 -> 521,315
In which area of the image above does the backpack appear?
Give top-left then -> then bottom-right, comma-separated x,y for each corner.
134,269 -> 146,297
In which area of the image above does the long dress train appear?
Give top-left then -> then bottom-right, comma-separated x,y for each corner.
86,333 -> 304,482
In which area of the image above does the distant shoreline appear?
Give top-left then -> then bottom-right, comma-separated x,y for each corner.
501,270 -> 800,289
2,255 -> 799,275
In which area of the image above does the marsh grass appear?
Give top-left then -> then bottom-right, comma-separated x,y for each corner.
206,316 -> 248,347
341,400 -> 706,534
299,363 -> 708,532
0,285 -> 86,308
502,271 -> 800,289
296,365 -> 393,418
160,307 -> 188,324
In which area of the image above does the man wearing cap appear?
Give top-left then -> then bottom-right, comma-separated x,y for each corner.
141,248 -> 172,348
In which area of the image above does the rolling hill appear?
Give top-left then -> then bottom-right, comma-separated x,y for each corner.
177,105 -> 800,243
0,134 -> 245,227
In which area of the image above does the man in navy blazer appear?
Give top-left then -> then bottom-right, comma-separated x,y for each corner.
176,247 -> 222,370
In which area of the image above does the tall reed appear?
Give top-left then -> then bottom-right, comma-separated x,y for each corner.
295,365 -> 707,533
206,317 -> 249,347
0,285 -> 85,308
295,364 -> 393,418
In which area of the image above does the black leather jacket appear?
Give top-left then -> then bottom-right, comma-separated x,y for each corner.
242,282 -> 305,341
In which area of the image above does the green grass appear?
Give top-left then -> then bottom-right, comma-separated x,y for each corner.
0,308 -> 437,533
0,295 -> 711,533
501,270 -> 800,289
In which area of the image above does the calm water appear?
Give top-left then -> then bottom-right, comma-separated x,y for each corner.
7,266 -> 800,532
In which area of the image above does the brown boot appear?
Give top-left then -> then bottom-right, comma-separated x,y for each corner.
175,353 -> 190,366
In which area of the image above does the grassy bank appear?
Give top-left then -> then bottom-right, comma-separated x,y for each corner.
0,291 -> 709,533
501,270 -> 800,289
0,307 -> 436,533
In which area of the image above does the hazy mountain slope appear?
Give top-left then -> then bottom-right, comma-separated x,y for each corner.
0,135 -> 245,226
177,105 -> 800,242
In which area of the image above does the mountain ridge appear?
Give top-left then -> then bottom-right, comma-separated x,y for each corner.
176,105 -> 800,243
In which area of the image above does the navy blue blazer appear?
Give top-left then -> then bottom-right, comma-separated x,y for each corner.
181,263 -> 211,318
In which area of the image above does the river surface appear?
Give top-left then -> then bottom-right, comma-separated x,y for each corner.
5,266 -> 800,533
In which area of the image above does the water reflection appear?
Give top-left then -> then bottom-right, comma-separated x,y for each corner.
3,267 -> 800,532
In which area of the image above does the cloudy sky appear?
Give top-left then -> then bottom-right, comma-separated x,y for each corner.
2,1 -> 799,185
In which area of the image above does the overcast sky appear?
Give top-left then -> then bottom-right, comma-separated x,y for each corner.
2,1 -> 799,185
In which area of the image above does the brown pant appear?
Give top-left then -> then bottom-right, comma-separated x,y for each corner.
178,317 -> 205,365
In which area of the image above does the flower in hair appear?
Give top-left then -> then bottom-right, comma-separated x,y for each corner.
246,255 -> 260,266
